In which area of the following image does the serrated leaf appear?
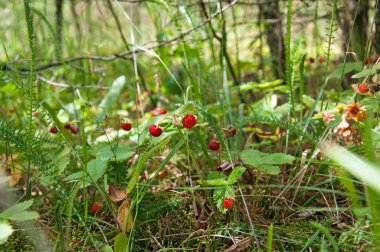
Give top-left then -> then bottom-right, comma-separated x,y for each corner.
87,159 -> 107,181
260,153 -> 295,165
1,200 -> 33,219
197,178 -> 228,186
256,164 -> 281,175
241,149 -> 294,175
227,166 -> 245,185
213,186 -> 235,213
207,171 -> 227,180
8,211 -> 39,221
352,69 -> 377,79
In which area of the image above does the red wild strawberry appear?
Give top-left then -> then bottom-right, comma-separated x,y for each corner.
225,127 -> 237,138
49,127 -> 58,134
208,140 -> 220,151
364,57 -> 371,65
70,126 -> 79,135
151,108 -> 167,117
64,123 -> 71,130
149,124 -> 163,137
91,203 -> 101,214
319,57 -> 325,63
121,122 -> 132,131
358,83 -> 369,94
182,115 -> 196,129
223,198 -> 234,210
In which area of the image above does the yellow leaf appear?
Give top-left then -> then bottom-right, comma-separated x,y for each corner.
117,199 -> 133,233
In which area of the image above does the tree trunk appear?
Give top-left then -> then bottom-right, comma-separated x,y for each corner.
260,0 -> 285,79
56,0 -> 64,59
340,0 -> 369,60
375,0 -> 380,54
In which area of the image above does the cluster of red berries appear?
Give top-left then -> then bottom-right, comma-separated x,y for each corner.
50,123 -> 78,135
149,114 -> 197,137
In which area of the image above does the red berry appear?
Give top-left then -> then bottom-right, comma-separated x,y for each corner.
70,126 -> 79,135
49,127 -> 58,134
121,122 -> 132,131
151,108 -> 167,117
358,83 -> 369,94
182,115 -> 196,129
223,198 -> 234,210
91,203 -> 101,214
319,57 -> 325,63
64,123 -> 71,130
149,124 -> 163,137
208,140 -> 220,151
364,57 -> 371,65
225,127 -> 237,138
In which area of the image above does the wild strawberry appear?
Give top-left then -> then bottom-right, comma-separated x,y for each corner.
319,57 -> 325,63
182,115 -> 196,129
64,123 -> 71,130
121,122 -> 132,131
208,140 -> 220,151
364,57 -> 371,65
91,203 -> 101,214
149,124 -> 162,137
70,126 -> 79,135
358,83 -> 369,94
225,127 -> 237,138
223,198 -> 234,210
49,127 -> 58,134
151,108 -> 167,117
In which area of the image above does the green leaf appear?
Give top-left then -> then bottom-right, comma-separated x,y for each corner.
213,186 -> 235,213
207,171 -> 227,180
197,178 -> 228,186
227,166 -> 245,185
114,232 -> 129,252
97,76 -> 126,120
256,164 -> 281,175
8,211 -> 39,221
63,171 -> 84,181
87,159 -> 107,181
1,200 -> 33,219
241,149 -> 294,175
323,143 -> 380,194
352,69 -> 377,79
260,153 -> 295,165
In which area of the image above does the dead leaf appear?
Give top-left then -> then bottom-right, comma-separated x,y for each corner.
224,237 -> 253,252
117,199 -> 133,233
107,185 -> 127,202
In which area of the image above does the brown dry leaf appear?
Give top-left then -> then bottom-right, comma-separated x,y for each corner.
117,199 -> 133,233
107,185 -> 127,202
9,168 -> 22,187
224,237 -> 253,252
